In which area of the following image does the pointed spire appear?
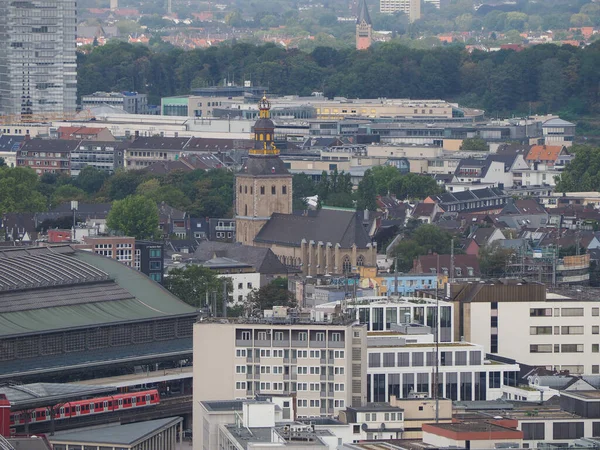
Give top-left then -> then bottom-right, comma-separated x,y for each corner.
357,0 -> 371,25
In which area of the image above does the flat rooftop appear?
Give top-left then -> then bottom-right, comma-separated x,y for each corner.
224,423 -> 329,449
0,383 -> 116,409
562,390 -> 600,400
426,421 -> 517,433
348,403 -> 404,413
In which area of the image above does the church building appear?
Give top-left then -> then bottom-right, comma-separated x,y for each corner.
356,0 -> 373,50
235,95 -> 376,276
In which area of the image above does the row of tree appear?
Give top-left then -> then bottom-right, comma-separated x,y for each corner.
77,40 -> 600,116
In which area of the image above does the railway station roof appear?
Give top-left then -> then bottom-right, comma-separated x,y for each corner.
0,383 -> 117,409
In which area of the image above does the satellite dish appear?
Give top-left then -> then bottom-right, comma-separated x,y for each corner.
361,423 -> 368,431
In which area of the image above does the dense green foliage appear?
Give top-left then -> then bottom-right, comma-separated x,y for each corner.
460,137 -> 489,151
78,40 -> 600,115
106,195 -> 160,239
0,167 -> 47,213
246,277 -> 296,315
390,224 -> 457,271
554,144 -> 600,191
164,265 -> 232,309
369,166 -> 443,199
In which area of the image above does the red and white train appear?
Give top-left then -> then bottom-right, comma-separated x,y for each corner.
10,389 -> 160,426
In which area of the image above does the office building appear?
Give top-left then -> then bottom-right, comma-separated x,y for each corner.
81,236 -> 136,266
446,281 -> 600,375
135,240 -> 165,284
379,0 -> 421,22
82,91 -> 148,114
0,0 -> 77,116
193,315 -> 368,441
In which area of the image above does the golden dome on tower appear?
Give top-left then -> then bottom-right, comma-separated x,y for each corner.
250,93 -> 279,156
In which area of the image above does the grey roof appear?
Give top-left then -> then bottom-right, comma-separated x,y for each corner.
193,241 -> 288,274
0,135 -> 25,151
239,154 -> 291,177
543,118 -> 575,127
8,437 -> 52,450
0,383 -> 116,408
129,136 -> 191,151
348,403 -> 403,412
255,208 -> 371,248
357,0 -> 372,25
202,400 -> 244,411
0,246 -> 196,338
51,417 -> 182,446
202,256 -> 252,269
21,138 -> 80,153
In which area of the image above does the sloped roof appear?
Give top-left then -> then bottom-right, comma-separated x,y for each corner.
0,135 -> 25,151
543,118 -> 575,127
470,227 -> 499,246
192,241 -> 287,275
129,136 -> 191,151
526,145 -> 566,162
413,254 -> 480,276
412,203 -> 436,217
501,199 -> 547,215
57,126 -> 108,137
254,209 -> 371,248
239,154 -> 290,177
21,138 -> 80,153
357,0 -> 372,24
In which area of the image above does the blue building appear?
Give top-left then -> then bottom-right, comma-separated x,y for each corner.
381,274 -> 438,295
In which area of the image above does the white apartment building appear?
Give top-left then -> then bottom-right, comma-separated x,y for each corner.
446,281 -> 600,375
379,0 -> 421,22
193,317 -> 368,442
0,0 -> 77,116
227,272 -> 261,304
366,329 -> 520,403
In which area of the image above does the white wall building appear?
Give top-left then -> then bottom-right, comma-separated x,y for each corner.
226,272 -> 261,304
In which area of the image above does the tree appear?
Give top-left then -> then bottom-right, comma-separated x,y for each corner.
106,195 -> 160,239
390,224 -> 454,271
52,185 -> 87,206
246,277 -> 296,315
460,137 -> 489,151
555,144 -> 600,192
0,157 -> 5,167
355,169 -> 378,211
479,242 -> 514,277
74,166 -> 109,196
0,167 -> 47,213
164,265 -> 231,308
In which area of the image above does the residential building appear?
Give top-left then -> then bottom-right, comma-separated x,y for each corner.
356,0 -> 372,50
81,236 -> 136,267
379,275 -> 440,297
464,227 -> 505,256
339,404 -> 405,440
446,280 -> 600,374
124,136 -> 191,169
497,198 -> 549,229
55,126 -> 116,141
422,420 -> 523,449
16,138 -> 79,175
158,202 -> 189,238
425,187 -> 509,214
0,0 -> 77,116
192,316 -> 368,440
135,240 -> 165,284
380,0 -> 420,21
411,254 -> 481,283
209,218 -> 236,242
0,135 -> 25,168
69,140 -> 126,176
201,256 -> 260,304
526,144 -> 569,168
81,91 -> 149,114
388,396 -> 453,438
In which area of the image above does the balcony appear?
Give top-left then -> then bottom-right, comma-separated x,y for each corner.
283,357 -> 289,364
320,358 -> 326,364
309,341 -> 327,349
273,340 -> 290,348
320,374 -> 326,381
236,339 -> 252,347
291,340 -> 308,348
328,341 -> 345,348
246,355 -> 253,363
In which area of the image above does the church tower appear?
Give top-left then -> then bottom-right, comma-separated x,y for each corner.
235,95 -> 293,246
356,0 -> 372,50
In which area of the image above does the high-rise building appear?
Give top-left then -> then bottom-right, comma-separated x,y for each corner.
356,0 -> 372,50
380,0 -> 421,22
0,0 -> 77,117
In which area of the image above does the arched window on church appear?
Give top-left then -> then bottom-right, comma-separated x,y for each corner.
244,186 -> 247,194
259,133 -> 264,141
357,255 -> 365,267
239,185 -> 242,194
260,186 -> 265,195
342,255 -> 352,274
271,186 -> 276,195
250,187 -> 253,195
266,133 -> 271,140
244,204 -> 248,216
282,185 -> 287,195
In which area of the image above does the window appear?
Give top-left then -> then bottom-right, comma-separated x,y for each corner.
260,366 -> 271,374
238,283 -> 243,289
247,282 -> 252,289
260,349 -> 271,357
257,331 -> 270,341
309,399 -> 320,408
149,261 -> 161,270
310,366 -> 320,375
530,344 -> 553,353
297,399 -> 307,407
236,349 -> 247,357
593,344 -> 599,353
369,353 -> 381,368
235,365 -> 246,374
241,331 -> 251,340
282,186 -> 287,194
298,332 -> 308,341
260,186 -> 265,195
335,383 -> 344,391
562,308 -> 584,317
383,353 -> 395,367
335,400 -> 345,408
149,249 -> 161,258
271,186 -> 276,195
334,350 -> 345,358
235,382 -> 246,390
593,326 -> 599,335
530,326 -> 552,335
331,332 -> 341,342
530,308 -> 552,317
593,307 -> 599,317
342,256 -> 352,274
334,367 -> 345,375
297,367 -> 308,375
522,423 -> 545,440
561,344 -> 584,353
561,326 -> 584,335
315,332 -> 325,342
553,422 -> 584,440
274,331 -> 284,341
593,365 -> 599,374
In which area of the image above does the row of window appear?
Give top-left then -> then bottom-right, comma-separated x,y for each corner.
529,344 -> 597,353
530,307 -> 599,317
297,383 -> 345,391
239,185 -> 288,195
522,422 -> 600,441
235,348 -> 345,359
364,412 -> 401,422
239,331 -> 341,342
368,350 -> 481,368
531,325 -> 600,335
